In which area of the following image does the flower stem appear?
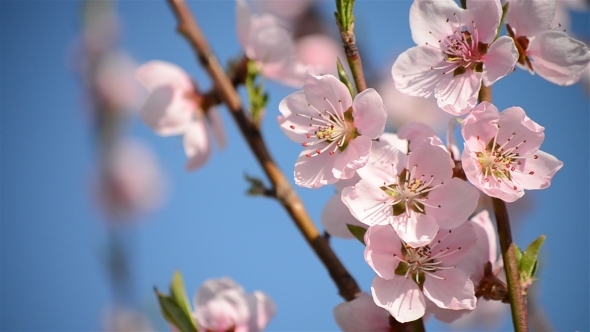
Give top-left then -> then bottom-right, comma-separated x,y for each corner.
492,197 -> 529,332
334,2 -> 367,93
166,0 -> 361,302
479,85 -> 529,332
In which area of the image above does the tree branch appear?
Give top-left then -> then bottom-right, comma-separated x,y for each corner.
166,0 -> 360,302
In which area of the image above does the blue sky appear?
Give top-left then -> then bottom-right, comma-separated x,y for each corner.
1,1 -> 588,331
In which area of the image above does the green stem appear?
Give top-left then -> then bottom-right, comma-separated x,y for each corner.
492,197 -> 529,332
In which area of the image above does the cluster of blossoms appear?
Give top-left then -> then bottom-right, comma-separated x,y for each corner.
132,0 -> 587,329
276,0 -> 582,325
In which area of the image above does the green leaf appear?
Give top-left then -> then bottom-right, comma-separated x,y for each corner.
170,271 -> 194,321
513,244 -> 523,267
245,60 -> 268,126
336,58 -> 355,98
154,287 -> 198,332
519,235 -> 546,280
334,0 -> 355,32
244,173 -> 267,196
346,224 -> 367,245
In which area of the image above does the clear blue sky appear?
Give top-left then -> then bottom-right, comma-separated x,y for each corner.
1,1 -> 588,331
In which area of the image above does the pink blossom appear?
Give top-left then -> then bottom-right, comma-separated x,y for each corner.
278,72 -> 387,188
461,102 -> 563,202
135,60 -> 226,171
365,222 -> 478,323
193,278 -> 275,332
425,209 -> 502,323
391,0 -> 518,115
505,0 -> 590,85
341,137 -> 479,247
95,139 -> 165,223
236,0 -> 306,87
333,292 -> 390,332
294,34 -> 345,78
321,133 -> 407,238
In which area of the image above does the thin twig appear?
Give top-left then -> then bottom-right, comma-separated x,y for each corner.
166,0 -> 360,302
480,85 -> 529,332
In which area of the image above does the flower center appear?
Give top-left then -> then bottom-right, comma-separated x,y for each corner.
393,233 -> 461,285
506,24 -> 533,71
380,165 -> 443,216
427,15 -> 488,76
475,130 -> 530,190
295,98 -> 359,158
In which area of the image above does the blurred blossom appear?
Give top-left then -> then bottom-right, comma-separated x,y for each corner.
553,0 -> 589,31
250,0 -> 315,25
95,138 -> 166,223
102,306 -> 153,332
95,51 -> 140,112
295,34 -> 344,77
81,2 -> 121,55
193,278 -> 275,332
376,72 -> 454,134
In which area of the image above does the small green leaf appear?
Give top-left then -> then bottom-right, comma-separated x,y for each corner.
336,58 -> 355,98
519,235 -> 546,280
513,244 -> 523,267
334,0 -> 355,32
245,60 -> 268,126
244,173 -> 267,196
346,224 -> 367,245
170,271 -> 194,321
155,288 -> 198,332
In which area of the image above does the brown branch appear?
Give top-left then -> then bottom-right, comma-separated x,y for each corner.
339,27 -> 367,93
479,85 -> 528,332
166,0 -> 360,301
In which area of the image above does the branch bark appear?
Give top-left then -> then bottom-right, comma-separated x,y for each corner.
166,0 -> 360,302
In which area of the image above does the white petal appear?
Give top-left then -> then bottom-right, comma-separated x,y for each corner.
183,120 -> 211,171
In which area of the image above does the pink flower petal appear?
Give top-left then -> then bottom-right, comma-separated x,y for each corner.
426,178 -> 479,230
332,136 -> 372,179
321,193 -> 365,239
462,0 -> 502,44
341,180 -> 392,227
207,108 -> 226,149
135,60 -> 193,92
409,0 -> 461,46
135,61 -> 196,136
470,210 -> 497,269
352,88 -> 387,139
394,212 -> 439,248
184,120 -> 211,171
371,276 -> 426,323
496,106 -> 545,157
303,73 -> 353,119
294,148 -> 338,188
510,150 -> 563,190
482,36 -> 519,86
528,31 -> 590,86
435,68 -> 482,115
392,46 -> 447,99
245,291 -> 276,332
277,91 -> 316,143
423,268 -> 476,310
364,224 -> 404,279
505,0 -> 555,37
334,292 -> 390,332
